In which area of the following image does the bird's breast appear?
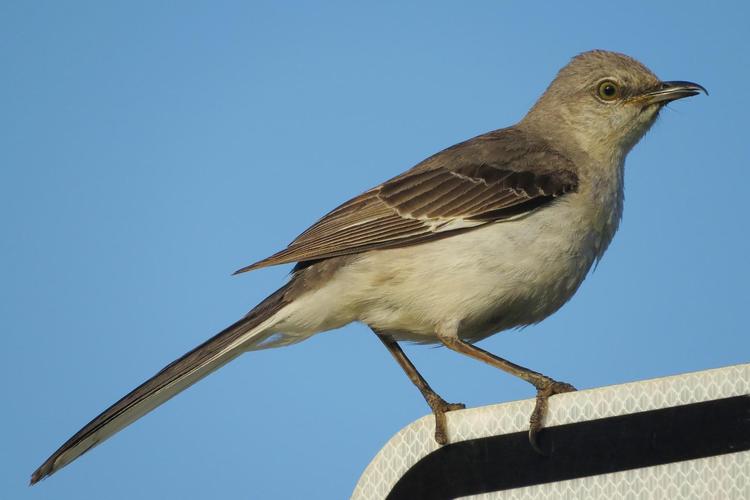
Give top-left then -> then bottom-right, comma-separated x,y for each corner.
285,175 -> 626,344
341,187 -> 622,342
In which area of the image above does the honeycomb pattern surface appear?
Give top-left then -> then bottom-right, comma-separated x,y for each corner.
462,454 -> 748,500
351,364 -> 749,500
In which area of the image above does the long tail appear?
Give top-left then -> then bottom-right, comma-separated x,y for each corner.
30,285 -> 291,485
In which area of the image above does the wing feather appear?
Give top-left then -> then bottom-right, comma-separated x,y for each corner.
234,128 -> 578,274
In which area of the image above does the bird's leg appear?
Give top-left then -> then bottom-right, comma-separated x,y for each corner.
438,335 -> 576,454
374,331 -> 465,445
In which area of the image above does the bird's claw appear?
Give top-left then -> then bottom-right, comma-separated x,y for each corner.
528,379 -> 576,455
428,396 -> 466,445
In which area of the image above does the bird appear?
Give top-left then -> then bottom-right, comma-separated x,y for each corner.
30,50 -> 706,484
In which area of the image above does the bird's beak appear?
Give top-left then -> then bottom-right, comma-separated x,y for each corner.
642,80 -> 708,105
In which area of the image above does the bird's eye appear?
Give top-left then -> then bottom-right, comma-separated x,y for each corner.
597,80 -> 620,101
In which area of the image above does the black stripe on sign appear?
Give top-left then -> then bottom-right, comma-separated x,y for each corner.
387,395 -> 750,499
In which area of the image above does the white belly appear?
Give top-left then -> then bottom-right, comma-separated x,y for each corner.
275,190 -> 621,344
358,199 -> 604,341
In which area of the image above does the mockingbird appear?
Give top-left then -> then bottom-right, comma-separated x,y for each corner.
31,50 -> 705,484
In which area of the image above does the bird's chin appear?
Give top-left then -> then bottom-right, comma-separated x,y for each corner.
639,101 -> 663,116
621,106 -> 661,153
638,103 -> 663,127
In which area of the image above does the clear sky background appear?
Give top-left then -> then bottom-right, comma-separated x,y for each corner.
2,2 -> 748,499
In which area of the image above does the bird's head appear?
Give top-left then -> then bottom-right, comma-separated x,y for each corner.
521,50 -> 706,159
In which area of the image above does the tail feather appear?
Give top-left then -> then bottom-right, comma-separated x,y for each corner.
30,286 -> 290,485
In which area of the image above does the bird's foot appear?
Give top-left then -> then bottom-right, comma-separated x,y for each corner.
528,378 -> 576,455
427,395 -> 465,445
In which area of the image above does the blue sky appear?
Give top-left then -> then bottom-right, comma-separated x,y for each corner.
2,2 -> 748,499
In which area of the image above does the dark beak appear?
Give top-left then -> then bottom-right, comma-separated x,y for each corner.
643,80 -> 708,105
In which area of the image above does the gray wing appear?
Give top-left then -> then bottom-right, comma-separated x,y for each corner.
235,127 -> 578,274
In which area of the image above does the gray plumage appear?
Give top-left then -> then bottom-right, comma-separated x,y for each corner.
31,50 -> 705,485
237,128 -> 578,273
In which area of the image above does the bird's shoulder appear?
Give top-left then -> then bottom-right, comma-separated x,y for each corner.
386,126 -> 578,201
